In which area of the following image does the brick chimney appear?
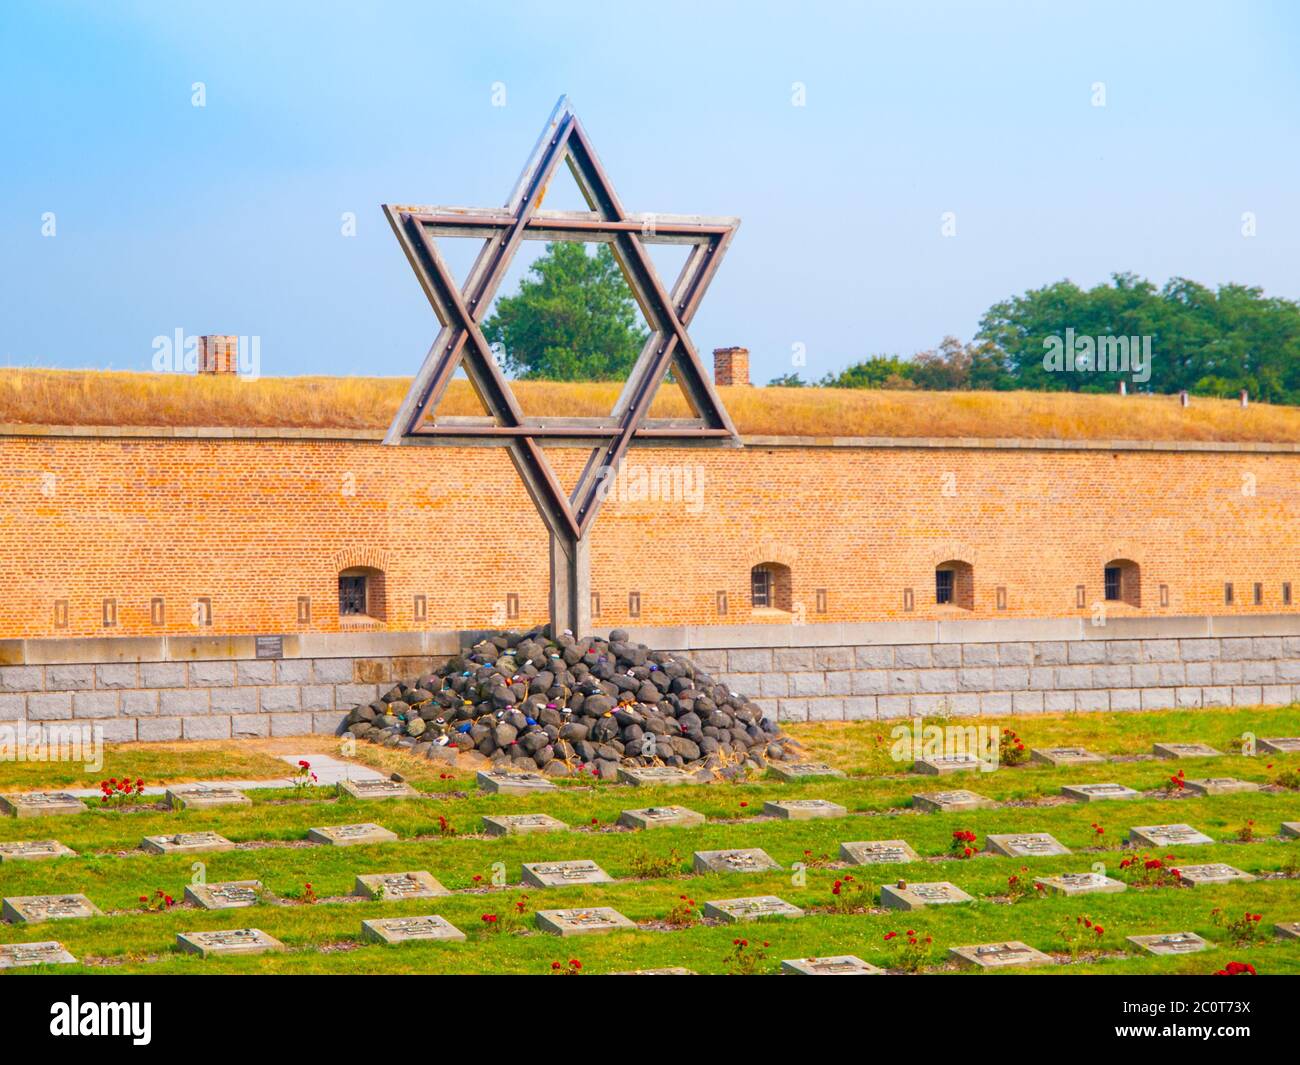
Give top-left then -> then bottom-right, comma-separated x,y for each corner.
197,335 -> 239,374
713,346 -> 750,387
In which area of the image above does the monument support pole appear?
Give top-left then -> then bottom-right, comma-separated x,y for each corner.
549,531 -> 591,638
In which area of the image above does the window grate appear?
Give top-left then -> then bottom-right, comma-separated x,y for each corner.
1104,566 -> 1121,601
339,575 -> 367,616
751,567 -> 772,608
936,569 -> 954,605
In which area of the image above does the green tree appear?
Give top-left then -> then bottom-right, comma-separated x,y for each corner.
482,242 -> 647,381
819,355 -> 917,389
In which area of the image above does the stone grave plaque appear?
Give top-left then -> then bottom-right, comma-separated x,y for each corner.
361,915 -> 466,944
476,769 -> 557,795
1173,863 -> 1255,887
703,895 -> 803,923
1282,822 -> 1300,840
839,840 -> 920,865
1128,823 -> 1214,848
949,941 -> 1053,970
912,790 -> 994,814
780,955 -> 882,975
1153,742 -> 1223,760
880,881 -> 974,911
2,894 -> 102,923
1029,746 -> 1106,768
1181,778 -> 1261,797
141,831 -> 235,855
769,761 -> 845,781
176,928 -> 285,958
693,848 -> 781,875
0,791 -> 87,818
164,784 -> 252,810
1061,782 -> 1141,802
1275,922 -> 1300,941
536,907 -> 636,937
986,832 -> 1071,858
0,941 -> 78,969
0,839 -> 75,862
1034,872 -> 1127,897
1127,932 -> 1210,956
1258,737 -> 1300,755
610,966 -> 696,975
617,766 -> 702,787
482,813 -> 569,836
762,799 -> 847,820
618,805 -> 706,830
354,871 -> 449,900
338,778 -> 418,801
184,880 -> 263,910
912,753 -> 981,775
521,860 -> 612,888
307,823 -> 398,846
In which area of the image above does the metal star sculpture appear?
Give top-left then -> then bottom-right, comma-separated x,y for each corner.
383,96 -> 741,636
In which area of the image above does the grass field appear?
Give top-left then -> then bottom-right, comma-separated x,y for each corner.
1,706 -> 1297,975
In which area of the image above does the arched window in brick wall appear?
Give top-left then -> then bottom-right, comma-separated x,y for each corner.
339,566 -> 386,623
1103,559 -> 1141,607
935,560 -> 974,610
750,562 -> 792,613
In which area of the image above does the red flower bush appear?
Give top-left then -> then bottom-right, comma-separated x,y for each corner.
1214,961 -> 1257,976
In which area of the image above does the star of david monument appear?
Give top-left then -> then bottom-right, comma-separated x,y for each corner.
382,96 -> 742,637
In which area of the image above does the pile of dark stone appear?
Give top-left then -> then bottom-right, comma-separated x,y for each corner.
341,628 -> 792,779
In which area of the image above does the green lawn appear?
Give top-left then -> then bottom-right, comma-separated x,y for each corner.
1,705 -> 1297,975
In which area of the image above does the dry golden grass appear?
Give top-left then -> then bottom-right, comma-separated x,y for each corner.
3,367 -> 1300,442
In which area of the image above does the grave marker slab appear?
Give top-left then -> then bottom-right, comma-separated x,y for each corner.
702,896 -> 804,923
1173,863 -> 1255,887
164,784 -> 251,811
912,790 -> 994,814
176,928 -> 285,958
1181,778 -> 1261,797
0,840 -> 75,862
0,791 -> 86,818
1061,782 -> 1141,802
482,813 -> 569,837
1282,822 -> 1300,839
338,778 -> 419,801
476,769 -> 558,795
1258,737 -> 1300,755
1034,872 -> 1127,897
307,823 -> 398,846
618,805 -> 706,830
0,941 -> 77,968
1275,922 -> 1300,941
986,832 -> 1071,858
1029,746 -> 1106,768
184,881 -> 263,910
141,831 -> 235,855
1153,742 -> 1223,760
617,766 -> 702,787
880,881 -> 974,911
769,761 -> 845,781
1128,823 -> 1214,848
354,871 -> 449,900
535,907 -> 636,937
361,915 -> 466,944
2,894 -> 102,923
780,955 -> 882,975
912,754 -> 981,776
762,799 -> 847,820
950,942 -> 1053,970
1127,932 -> 1211,956
693,848 -> 781,875
521,860 -> 612,888
839,840 -> 920,865
610,966 -> 696,975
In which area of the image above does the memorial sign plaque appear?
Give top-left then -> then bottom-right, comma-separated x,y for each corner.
839,840 -> 919,865
1128,823 -> 1214,848
141,831 -> 235,855
618,805 -> 706,830
1127,932 -> 1210,956
2,894 -> 102,923
536,907 -> 636,937
1173,863 -> 1255,887
176,928 -> 285,958
1029,747 -> 1106,768
762,799 -> 847,821
0,791 -> 87,819
307,823 -> 398,846
780,955 -> 882,975
0,941 -> 77,968
912,753 -> 981,776
770,762 -> 845,781
1282,822 -> 1300,839
184,881 -> 263,910
482,813 -> 569,836
949,941 -> 1053,970
880,881 -> 974,911
521,860 -> 612,888
0,839 -> 75,862
1258,737 -> 1300,755
610,966 -> 696,975
254,635 -> 284,659
338,778 -> 418,801
1153,742 -> 1222,759
693,848 -> 781,875
702,896 -> 804,923
476,770 -> 558,795
361,915 -> 466,944
1061,782 -> 1141,802
1034,872 -> 1127,897
617,766 -> 702,787
165,784 -> 252,810
1275,922 -> 1300,941
912,790 -> 994,814
1180,778 -> 1260,797
985,832 -> 1071,858
354,871 -> 449,900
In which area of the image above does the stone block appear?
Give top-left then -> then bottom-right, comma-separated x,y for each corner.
275,659 -> 313,684
727,648 -> 773,672
46,664 -> 94,691
959,644 -> 997,667
72,691 -> 118,718
176,929 -> 284,958
141,662 -> 187,688
235,660 -> 276,685
137,717 -> 182,741
94,664 -> 138,689
0,666 -> 42,692
26,693 -> 72,720
189,661 -> 235,687
181,717 -> 231,740
880,881 -> 973,910
361,915 -> 465,944
231,714 -> 270,738
535,907 -> 635,937
160,689 -> 210,715
270,712 -> 315,737
895,645 -> 933,668
853,646 -> 893,668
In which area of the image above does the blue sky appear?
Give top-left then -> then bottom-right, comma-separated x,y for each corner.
1,0 -> 1297,385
